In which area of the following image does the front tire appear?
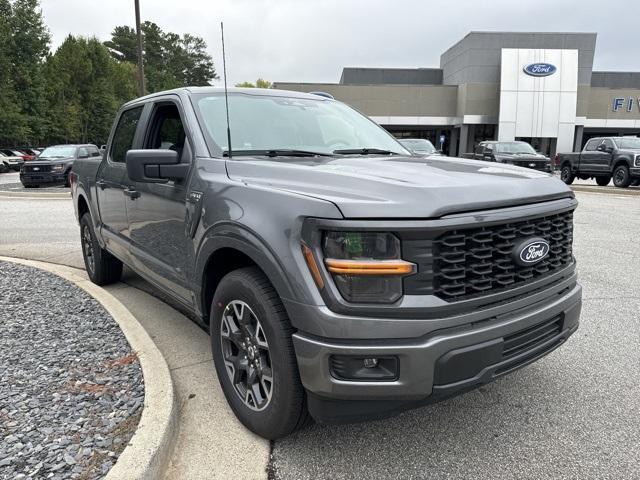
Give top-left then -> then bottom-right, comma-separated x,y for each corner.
210,267 -> 310,439
613,165 -> 631,188
79,212 -> 123,285
595,176 -> 611,186
560,165 -> 575,185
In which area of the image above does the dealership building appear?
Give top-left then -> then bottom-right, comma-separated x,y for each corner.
275,32 -> 640,157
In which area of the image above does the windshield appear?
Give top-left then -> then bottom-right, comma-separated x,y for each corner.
495,142 -> 537,154
39,146 -> 77,158
399,139 -> 436,153
614,137 -> 640,150
194,93 -> 409,156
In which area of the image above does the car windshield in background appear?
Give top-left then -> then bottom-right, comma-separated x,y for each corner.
39,146 -> 77,158
495,142 -> 537,154
614,137 -> 640,150
399,139 -> 437,153
195,93 -> 409,157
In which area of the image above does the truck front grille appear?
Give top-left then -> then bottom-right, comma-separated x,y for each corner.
432,210 -> 574,301
24,164 -> 51,173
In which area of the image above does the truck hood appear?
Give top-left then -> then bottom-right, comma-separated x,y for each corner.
495,153 -> 549,161
28,157 -> 74,165
226,155 -> 573,219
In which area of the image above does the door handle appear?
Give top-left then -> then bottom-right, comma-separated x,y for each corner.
123,188 -> 140,200
96,179 -> 107,190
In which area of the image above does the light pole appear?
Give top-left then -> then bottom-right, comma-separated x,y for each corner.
134,0 -> 145,96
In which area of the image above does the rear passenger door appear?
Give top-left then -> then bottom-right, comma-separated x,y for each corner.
96,106 -> 144,263
579,138 -> 601,172
125,97 -> 194,306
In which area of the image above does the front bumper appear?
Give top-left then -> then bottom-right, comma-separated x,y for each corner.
631,167 -> 640,177
20,172 -> 66,185
293,281 -> 581,423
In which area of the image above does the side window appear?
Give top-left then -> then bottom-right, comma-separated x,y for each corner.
89,146 -> 101,157
584,139 -> 600,151
475,144 -> 485,155
78,147 -> 88,158
145,103 -> 187,159
110,106 -> 144,163
602,139 -> 614,150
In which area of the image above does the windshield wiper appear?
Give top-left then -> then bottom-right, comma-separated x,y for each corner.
224,149 -> 333,157
333,148 -> 400,155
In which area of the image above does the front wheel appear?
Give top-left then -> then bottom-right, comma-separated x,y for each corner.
613,165 -> 631,188
560,165 -> 575,185
210,267 -> 310,439
595,176 -> 611,187
79,212 -> 123,285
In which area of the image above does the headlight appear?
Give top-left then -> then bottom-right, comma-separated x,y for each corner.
51,164 -> 64,172
321,231 -> 415,303
635,155 -> 640,167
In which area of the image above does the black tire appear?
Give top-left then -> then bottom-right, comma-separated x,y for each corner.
210,267 -> 310,439
595,176 -> 610,187
613,164 -> 631,188
560,164 -> 574,185
79,212 -> 123,285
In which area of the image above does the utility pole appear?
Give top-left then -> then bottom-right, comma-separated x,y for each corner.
134,0 -> 145,96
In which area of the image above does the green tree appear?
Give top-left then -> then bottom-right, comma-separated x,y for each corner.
104,22 -> 218,94
235,78 -> 272,89
7,0 -> 50,144
43,35 -> 136,145
0,0 -> 29,145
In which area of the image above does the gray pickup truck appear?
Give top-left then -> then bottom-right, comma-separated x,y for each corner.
556,136 -> 640,187
21,144 -> 101,187
70,87 -> 582,439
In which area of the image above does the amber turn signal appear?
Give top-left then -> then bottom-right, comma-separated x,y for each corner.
324,259 -> 415,276
302,244 -> 325,289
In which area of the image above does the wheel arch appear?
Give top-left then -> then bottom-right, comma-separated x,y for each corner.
613,157 -> 631,170
196,226 -> 296,324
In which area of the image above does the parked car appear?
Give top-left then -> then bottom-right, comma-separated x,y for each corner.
399,138 -> 443,156
71,87 -> 581,439
556,136 -> 640,188
462,141 -> 552,172
1,148 -> 35,162
13,147 -> 41,159
0,151 -> 25,171
21,144 -> 100,187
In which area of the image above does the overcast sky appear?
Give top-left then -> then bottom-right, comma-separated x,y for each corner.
41,0 -> 640,86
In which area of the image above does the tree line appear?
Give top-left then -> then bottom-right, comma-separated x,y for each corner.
0,0 -> 217,148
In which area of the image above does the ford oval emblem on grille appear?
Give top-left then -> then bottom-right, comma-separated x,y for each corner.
513,237 -> 550,266
523,63 -> 557,77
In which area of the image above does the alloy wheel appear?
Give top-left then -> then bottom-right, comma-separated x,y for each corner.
82,225 -> 95,273
220,300 -> 273,411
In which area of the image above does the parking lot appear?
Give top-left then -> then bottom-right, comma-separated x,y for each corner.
1,183 -> 639,479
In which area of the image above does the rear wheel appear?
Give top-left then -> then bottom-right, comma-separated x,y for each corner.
613,165 -> 631,188
210,267 -> 310,439
560,165 -> 574,185
79,212 -> 123,285
595,176 -> 611,187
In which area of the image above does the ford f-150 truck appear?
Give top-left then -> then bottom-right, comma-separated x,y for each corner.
70,87 -> 582,439
21,144 -> 101,187
556,136 -> 640,188
462,141 -> 552,173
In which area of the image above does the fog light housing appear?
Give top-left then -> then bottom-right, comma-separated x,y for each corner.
330,355 -> 399,381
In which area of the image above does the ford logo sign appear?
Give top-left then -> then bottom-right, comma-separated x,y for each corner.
513,237 -> 550,266
523,63 -> 557,77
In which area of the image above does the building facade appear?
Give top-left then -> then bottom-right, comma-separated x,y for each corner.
274,32 -> 640,157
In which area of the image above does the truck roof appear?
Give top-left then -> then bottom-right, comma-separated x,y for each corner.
122,87 -> 332,108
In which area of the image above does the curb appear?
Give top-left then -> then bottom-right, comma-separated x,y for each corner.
0,256 -> 178,480
0,190 -> 70,199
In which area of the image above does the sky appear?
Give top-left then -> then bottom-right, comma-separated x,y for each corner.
40,0 -> 640,86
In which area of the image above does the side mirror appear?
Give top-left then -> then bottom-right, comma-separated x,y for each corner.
126,149 -> 188,183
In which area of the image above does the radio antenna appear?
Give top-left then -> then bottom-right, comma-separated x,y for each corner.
221,22 -> 232,158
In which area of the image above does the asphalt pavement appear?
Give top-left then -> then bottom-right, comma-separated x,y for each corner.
1,182 -> 639,479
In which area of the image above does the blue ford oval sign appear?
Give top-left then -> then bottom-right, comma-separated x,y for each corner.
512,237 -> 550,266
523,63 -> 557,77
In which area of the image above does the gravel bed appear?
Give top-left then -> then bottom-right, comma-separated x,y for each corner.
0,261 -> 144,480
0,182 -> 69,192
